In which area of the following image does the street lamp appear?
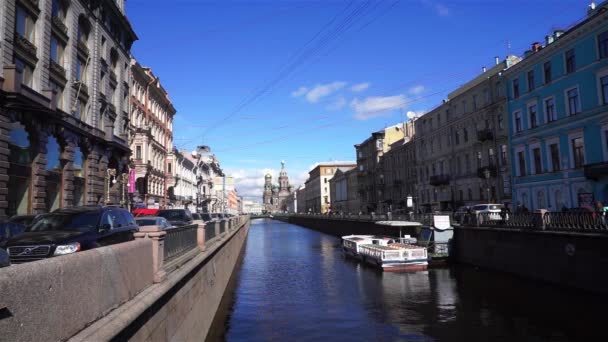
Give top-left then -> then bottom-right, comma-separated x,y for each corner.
484,168 -> 491,203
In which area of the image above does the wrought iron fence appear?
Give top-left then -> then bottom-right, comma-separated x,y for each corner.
205,222 -> 217,242
164,224 -> 198,261
461,212 -> 608,232
289,212 -> 452,226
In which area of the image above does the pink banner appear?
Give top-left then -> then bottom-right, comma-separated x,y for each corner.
129,169 -> 135,193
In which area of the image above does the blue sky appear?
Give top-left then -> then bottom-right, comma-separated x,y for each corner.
126,0 -> 585,199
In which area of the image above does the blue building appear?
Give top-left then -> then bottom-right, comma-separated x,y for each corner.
505,2 -> 608,211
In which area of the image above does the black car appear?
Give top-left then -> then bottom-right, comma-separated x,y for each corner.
2,206 -> 138,264
0,221 -> 26,244
157,209 -> 193,227
0,248 -> 9,268
200,213 -> 213,222
191,213 -> 202,221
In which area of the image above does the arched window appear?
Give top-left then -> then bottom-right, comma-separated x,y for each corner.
8,122 -> 33,216
537,190 -> 546,210
45,136 -> 62,211
555,189 -> 564,211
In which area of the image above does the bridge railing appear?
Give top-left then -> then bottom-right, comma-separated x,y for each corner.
287,212 -> 453,226
460,212 -> 608,232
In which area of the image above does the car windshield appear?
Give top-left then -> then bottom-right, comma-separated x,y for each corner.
27,211 -> 100,233
136,219 -> 157,226
157,210 -> 186,220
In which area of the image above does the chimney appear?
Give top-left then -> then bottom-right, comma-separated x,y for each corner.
482,66 -> 487,73
554,30 -> 565,39
532,42 -> 542,52
495,56 -> 500,65
546,34 -> 554,45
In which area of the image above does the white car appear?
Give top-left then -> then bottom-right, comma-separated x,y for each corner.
470,204 -> 507,221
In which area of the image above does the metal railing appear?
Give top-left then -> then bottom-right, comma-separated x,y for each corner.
460,212 -> 608,232
287,212 -> 453,226
205,223 -> 216,242
164,224 -> 198,261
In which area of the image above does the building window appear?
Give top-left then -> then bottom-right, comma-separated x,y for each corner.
572,137 -> 584,168
136,146 -> 142,160
484,88 -> 490,104
567,88 -> 580,115
566,49 -> 576,74
601,76 -> 608,105
16,5 -> 35,41
14,58 -> 33,88
468,188 -> 473,201
498,115 -> 504,129
501,145 -> 508,166
454,131 -> 460,144
477,151 -> 482,168
465,154 -> 471,173
50,35 -> 65,65
168,162 -> 172,174
532,147 -> 542,174
599,31 -> 608,59
515,111 -> 522,132
462,100 -> 467,114
529,104 -> 538,128
50,81 -> 64,110
517,151 -> 526,176
544,97 -> 556,122
527,70 -> 535,91
463,128 -> 468,142
543,62 -> 552,84
550,143 -> 560,172
472,95 -> 477,110
512,79 -> 520,99
76,58 -> 87,82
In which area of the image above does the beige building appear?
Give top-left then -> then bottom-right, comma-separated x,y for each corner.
0,0 -> 137,217
329,167 -> 360,214
305,162 -> 356,213
166,149 -> 198,209
355,123 -> 407,213
415,56 -> 520,212
129,61 -> 175,209
378,122 -> 417,213
294,185 -> 306,213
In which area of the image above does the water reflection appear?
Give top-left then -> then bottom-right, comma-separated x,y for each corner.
222,219 -> 608,342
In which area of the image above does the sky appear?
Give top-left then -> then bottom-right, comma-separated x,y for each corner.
126,0 -> 588,200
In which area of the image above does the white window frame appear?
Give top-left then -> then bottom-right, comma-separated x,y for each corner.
564,85 -> 581,116
513,110 -> 523,133
595,66 -> 608,106
543,96 -> 556,123
568,130 -> 585,169
528,142 -> 542,175
514,145 -> 526,177
527,100 -> 539,129
544,136 -> 561,172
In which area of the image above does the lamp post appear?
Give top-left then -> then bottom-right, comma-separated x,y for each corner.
106,168 -> 116,204
484,168 -> 491,203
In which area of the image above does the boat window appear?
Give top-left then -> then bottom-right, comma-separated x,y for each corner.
372,240 -> 379,245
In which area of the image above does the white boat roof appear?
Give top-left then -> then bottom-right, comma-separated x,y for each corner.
375,221 -> 422,227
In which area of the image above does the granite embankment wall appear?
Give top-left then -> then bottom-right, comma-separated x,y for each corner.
454,226 -> 608,294
281,215 -> 420,237
0,216 -> 250,342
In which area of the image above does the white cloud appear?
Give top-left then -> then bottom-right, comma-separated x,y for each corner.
306,81 -> 347,103
327,97 -> 346,111
291,87 -> 308,97
351,82 -> 370,92
408,85 -> 425,95
350,95 -> 407,120
406,110 -> 427,120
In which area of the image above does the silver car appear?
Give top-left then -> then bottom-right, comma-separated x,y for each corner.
135,216 -> 173,230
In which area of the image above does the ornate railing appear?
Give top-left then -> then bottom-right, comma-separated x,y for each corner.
163,224 -> 198,261
460,212 -> 608,232
205,222 -> 216,242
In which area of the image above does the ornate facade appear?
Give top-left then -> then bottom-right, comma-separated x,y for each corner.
263,161 -> 292,213
0,0 -> 137,218
129,61 -> 175,209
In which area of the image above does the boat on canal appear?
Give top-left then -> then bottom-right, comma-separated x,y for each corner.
341,232 -> 427,272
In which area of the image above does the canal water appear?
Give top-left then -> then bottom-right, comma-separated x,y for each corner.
216,219 -> 608,341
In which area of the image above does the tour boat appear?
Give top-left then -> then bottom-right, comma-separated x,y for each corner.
358,243 -> 428,272
341,235 -> 375,260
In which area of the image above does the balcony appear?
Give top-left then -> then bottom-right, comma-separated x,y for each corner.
477,128 -> 494,142
477,165 -> 498,178
429,174 -> 450,186
584,161 -> 608,180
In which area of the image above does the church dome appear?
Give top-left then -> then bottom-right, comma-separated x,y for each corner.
265,173 -> 272,179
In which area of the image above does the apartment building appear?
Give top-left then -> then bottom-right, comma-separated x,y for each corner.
329,167 -> 359,214
505,2 -> 608,210
305,162 -> 356,213
1,0 -> 137,217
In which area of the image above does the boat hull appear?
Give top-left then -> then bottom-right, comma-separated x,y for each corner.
363,257 -> 428,272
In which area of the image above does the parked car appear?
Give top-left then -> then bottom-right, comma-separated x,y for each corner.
200,213 -> 213,222
3,206 -> 138,264
470,204 -> 506,221
210,213 -> 222,221
191,213 -> 202,221
0,221 -> 26,244
135,216 -> 173,230
157,209 -> 193,227
8,215 -> 39,227
0,248 -> 9,268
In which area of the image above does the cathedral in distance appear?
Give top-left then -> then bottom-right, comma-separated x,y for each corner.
263,161 -> 293,213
